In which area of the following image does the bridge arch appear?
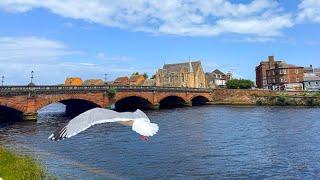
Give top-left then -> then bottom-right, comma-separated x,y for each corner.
114,96 -> 153,112
191,96 -> 209,106
159,95 -> 187,109
0,105 -> 24,122
35,95 -> 102,116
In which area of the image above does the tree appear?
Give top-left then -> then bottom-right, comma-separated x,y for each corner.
143,73 -> 149,79
226,79 -> 254,89
150,75 -> 156,79
131,72 -> 139,76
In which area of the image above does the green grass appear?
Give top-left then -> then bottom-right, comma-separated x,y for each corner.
0,146 -> 56,180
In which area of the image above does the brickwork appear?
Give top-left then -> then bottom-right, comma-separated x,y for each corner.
0,89 -> 213,121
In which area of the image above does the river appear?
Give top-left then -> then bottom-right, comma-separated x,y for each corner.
1,104 -> 320,179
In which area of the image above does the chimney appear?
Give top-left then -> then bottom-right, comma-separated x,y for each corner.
268,56 -> 275,62
310,65 -> 314,73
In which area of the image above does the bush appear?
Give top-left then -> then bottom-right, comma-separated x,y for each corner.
305,98 -> 320,106
275,96 -> 287,106
286,98 -> 297,106
107,87 -> 117,99
226,79 -> 254,89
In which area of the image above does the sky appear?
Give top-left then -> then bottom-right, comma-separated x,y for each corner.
0,0 -> 319,85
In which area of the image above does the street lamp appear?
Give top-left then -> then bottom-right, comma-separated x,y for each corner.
104,73 -> 108,85
30,70 -> 34,83
1,75 -> 4,86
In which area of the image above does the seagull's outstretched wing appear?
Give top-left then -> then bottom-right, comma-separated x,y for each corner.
48,108 -> 144,141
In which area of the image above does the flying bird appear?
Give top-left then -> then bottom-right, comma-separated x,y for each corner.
48,108 -> 159,141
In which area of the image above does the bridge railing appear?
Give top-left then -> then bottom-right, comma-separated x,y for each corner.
0,85 -> 213,96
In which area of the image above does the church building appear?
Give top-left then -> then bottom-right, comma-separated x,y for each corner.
155,61 -> 207,88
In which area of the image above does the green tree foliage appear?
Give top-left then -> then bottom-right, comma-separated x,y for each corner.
108,87 -> 117,99
150,75 -> 156,79
143,73 -> 149,79
226,79 -> 254,89
131,72 -> 139,76
275,96 -> 287,106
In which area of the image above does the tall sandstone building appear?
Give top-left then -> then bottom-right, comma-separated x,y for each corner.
155,61 -> 206,88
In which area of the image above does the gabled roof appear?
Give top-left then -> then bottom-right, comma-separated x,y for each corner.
212,69 -> 225,75
163,61 -> 201,73
114,76 -> 129,82
129,75 -> 145,82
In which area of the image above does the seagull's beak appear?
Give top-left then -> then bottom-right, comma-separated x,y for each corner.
140,135 -> 149,141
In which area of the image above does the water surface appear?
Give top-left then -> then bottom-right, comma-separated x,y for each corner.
1,104 -> 320,179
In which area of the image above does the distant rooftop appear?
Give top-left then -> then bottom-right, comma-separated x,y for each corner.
163,61 -> 201,73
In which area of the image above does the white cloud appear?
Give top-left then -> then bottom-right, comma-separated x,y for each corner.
0,36 -> 147,85
0,0 -> 293,37
0,36 -> 81,62
297,0 -> 320,23
96,52 -> 134,62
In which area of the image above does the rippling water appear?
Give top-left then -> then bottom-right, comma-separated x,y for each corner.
1,104 -> 320,179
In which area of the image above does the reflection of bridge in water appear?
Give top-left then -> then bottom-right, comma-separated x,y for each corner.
0,85 -> 213,121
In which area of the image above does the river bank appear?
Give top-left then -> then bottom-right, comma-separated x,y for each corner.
0,146 -> 55,179
212,89 -> 320,106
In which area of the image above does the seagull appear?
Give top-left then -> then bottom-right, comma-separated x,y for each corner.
48,108 -> 159,141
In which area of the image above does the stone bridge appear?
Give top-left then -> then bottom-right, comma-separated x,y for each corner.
0,85 -> 213,121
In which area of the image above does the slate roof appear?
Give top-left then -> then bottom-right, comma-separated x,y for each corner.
163,61 -> 201,73
212,69 -> 225,75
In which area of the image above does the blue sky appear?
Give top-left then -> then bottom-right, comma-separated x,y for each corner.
0,0 -> 319,85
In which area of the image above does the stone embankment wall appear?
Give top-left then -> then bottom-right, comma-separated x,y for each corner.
211,89 -> 320,106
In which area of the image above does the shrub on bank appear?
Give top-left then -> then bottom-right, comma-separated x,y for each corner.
226,79 -> 254,89
305,98 -> 320,106
275,96 -> 287,106
0,146 -> 56,179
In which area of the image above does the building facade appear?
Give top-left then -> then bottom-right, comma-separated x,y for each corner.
206,69 -> 232,88
155,61 -> 206,88
256,56 -> 304,91
255,56 -> 283,89
303,75 -> 320,91
266,63 -> 304,91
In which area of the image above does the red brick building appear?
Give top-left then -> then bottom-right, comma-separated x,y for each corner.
266,64 -> 304,91
256,56 -> 304,91
255,56 -> 283,89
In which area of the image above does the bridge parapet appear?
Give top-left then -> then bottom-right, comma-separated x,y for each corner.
0,85 -> 213,96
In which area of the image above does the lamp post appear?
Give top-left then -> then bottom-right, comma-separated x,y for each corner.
30,70 -> 34,84
104,73 -> 108,85
1,75 -> 4,86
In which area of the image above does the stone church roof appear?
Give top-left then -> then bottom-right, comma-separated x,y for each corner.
163,61 -> 201,73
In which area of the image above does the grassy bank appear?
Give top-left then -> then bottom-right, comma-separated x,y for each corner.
0,146 -> 56,179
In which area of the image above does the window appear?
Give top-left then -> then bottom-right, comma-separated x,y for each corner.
296,78 -> 300,82
280,69 -> 287,74
272,71 -> 275,75
295,69 -> 299,74
280,78 -> 284,82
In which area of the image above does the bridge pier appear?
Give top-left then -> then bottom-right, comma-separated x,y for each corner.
23,112 -> 37,121
151,103 -> 160,110
184,101 -> 192,107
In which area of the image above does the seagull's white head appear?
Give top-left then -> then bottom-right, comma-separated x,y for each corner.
131,110 -> 159,141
